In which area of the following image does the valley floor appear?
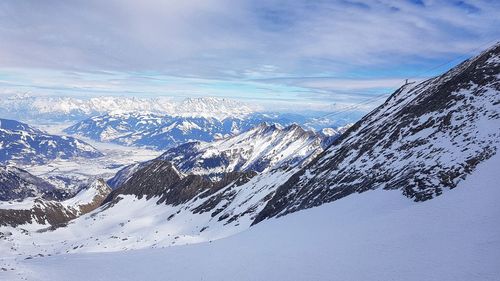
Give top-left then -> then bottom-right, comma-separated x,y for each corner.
20,122 -> 162,192
2,154 -> 499,281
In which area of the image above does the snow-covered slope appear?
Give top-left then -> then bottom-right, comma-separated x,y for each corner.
0,165 -> 292,253
0,96 -> 257,121
3,152 -> 500,281
0,118 -> 103,165
255,42 -> 500,223
0,122 -> 321,252
0,178 -> 111,227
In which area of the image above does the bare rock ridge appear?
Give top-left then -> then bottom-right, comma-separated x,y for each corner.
253,43 -> 500,224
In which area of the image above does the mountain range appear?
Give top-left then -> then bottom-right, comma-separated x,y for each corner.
108,122 -> 325,188
0,96 -> 257,121
0,118 -> 102,165
64,111 -> 339,150
0,43 -> 498,280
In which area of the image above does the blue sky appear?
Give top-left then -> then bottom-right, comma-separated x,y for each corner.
0,0 -> 498,112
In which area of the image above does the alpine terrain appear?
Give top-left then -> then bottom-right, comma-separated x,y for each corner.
0,26 -> 498,281
0,118 -> 102,165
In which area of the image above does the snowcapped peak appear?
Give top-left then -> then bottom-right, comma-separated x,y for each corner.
254,122 -> 284,131
0,95 -> 260,121
154,122 -> 324,180
321,127 -> 337,136
174,96 -> 258,120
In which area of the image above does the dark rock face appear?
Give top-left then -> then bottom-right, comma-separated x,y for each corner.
0,118 -> 102,165
107,160 -> 256,206
254,43 -> 500,224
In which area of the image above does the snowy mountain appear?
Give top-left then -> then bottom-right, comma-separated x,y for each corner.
254,42 -> 500,223
108,123 -> 323,187
65,112 -> 312,150
0,166 -> 58,201
11,43 -> 497,248
0,96 -> 257,121
158,123 -> 324,180
1,44 -> 498,280
0,178 -> 111,227
6,154 -> 499,280
0,118 -> 103,165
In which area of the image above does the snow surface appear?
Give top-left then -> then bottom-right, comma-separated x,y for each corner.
2,152 -> 499,281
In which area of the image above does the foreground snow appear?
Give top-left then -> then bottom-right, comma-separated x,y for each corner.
2,154 -> 499,281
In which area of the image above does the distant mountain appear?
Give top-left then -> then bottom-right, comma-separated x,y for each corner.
0,118 -> 103,165
0,166 -> 59,201
254,42 -> 500,223
108,123 -> 324,188
64,112 -> 316,150
0,96 -> 258,121
159,123 -> 324,180
0,178 -> 111,227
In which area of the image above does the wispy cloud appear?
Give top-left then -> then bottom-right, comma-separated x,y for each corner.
0,0 -> 498,111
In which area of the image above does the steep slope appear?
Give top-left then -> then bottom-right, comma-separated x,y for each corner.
0,179 -> 111,227
5,151 -> 500,281
107,160 -> 257,206
254,43 -> 500,223
0,118 -> 102,165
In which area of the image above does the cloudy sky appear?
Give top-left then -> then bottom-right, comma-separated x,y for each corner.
0,0 -> 498,111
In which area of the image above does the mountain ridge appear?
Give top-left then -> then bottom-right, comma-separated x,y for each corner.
0,118 -> 103,165
253,42 -> 500,223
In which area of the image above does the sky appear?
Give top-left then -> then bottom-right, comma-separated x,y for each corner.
0,0 -> 498,112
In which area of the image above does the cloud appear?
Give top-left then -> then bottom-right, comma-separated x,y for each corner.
0,0 -> 498,111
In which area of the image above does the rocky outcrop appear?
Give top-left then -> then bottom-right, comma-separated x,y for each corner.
107,160 -> 256,206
